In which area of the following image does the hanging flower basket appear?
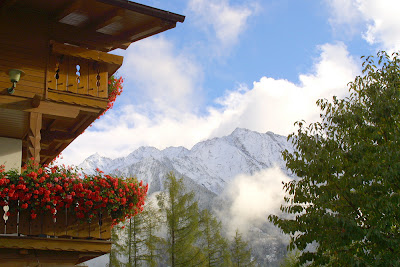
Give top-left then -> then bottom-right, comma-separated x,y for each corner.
0,161 -> 147,240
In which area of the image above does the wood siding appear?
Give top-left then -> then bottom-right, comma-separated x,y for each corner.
0,11 -> 48,99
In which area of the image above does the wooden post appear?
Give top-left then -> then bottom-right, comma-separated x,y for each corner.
27,112 -> 42,163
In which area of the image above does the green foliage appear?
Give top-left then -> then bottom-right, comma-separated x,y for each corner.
199,209 -> 231,266
140,200 -> 164,267
279,250 -> 300,267
269,51 -> 400,266
109,200 -> 163,267
157,172 -> 204,266
109,226 -> 124,267
230,229 -> 256,267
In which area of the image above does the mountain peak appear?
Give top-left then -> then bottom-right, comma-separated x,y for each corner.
79,128 -> 293,194
231,127 -> 251,135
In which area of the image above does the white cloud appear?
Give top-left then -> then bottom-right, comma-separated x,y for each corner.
326,0 -> 400,51
60,42 -> 358,166
188,0 -> 256,50
217,167 -> 290,234
208,42 -> 359,137
119,36 -> 202,113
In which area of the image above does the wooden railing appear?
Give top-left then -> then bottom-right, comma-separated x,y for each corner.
0,208 -> 112,240
45,42 -> 123,109
47,54 -> 108,98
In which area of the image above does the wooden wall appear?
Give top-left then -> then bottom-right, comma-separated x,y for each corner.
0,9 -> 48,99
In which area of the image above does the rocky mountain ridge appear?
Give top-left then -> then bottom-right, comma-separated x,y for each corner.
80,128 -> 294,266
79,128 -> 294,195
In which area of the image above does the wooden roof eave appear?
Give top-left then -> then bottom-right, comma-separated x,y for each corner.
96,0 -> 185,23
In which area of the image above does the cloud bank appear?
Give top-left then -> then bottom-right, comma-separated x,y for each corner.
61,42 -> 359,166
327,0 -> 400,51
216,167 -> 291,234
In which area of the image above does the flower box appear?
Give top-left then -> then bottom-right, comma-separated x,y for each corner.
0,162 -> 148,240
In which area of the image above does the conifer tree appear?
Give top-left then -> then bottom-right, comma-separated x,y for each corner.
140,200 -> 164,267
230,229 -> 256,267
157,172 -> 204,267
108,225 -> 124,267
199,209 -> 231,266
124,202 -> 163,266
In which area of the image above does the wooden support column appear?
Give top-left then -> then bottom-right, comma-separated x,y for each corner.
27,112 -> 42,163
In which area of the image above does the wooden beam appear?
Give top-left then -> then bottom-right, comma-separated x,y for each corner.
43,111 -> 101,165
27,112 -> 42,163
0,95 -> 101,118
31,94 -> 41,108
41,131 -> 75,145
70,113 -> 93,133
0,236 -> 111,253
51,41 -> 123,65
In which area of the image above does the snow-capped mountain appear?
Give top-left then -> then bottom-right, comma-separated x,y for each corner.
79,128 -> 293,195
81,128 -> 294,266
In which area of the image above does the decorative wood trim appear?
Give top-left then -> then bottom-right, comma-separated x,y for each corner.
27,112 -> 42,163
31,94 -> 41,108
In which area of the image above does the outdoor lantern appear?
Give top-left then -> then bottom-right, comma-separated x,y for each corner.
7,69 -> 25,94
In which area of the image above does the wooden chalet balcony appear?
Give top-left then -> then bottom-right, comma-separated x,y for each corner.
0,0 -> 184,266
46,41 -> 122,109
0,209 -> 113,265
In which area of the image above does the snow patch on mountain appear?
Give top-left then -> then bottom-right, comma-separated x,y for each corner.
79,128 -> 293,195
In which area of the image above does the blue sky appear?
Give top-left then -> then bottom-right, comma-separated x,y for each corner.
61,0 -> 400,165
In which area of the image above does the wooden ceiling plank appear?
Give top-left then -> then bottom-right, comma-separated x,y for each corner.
129,21 -> 176,44
50,22 -> 123,52
96,0 -> 185,23
53,0 -> 82,22
116,18 -> 162,41
85,8 -> 124,31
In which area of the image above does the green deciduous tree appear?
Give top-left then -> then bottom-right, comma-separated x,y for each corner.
199,209 -> 231,266
157,172 -> 204,266
269,51 -> 400,266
